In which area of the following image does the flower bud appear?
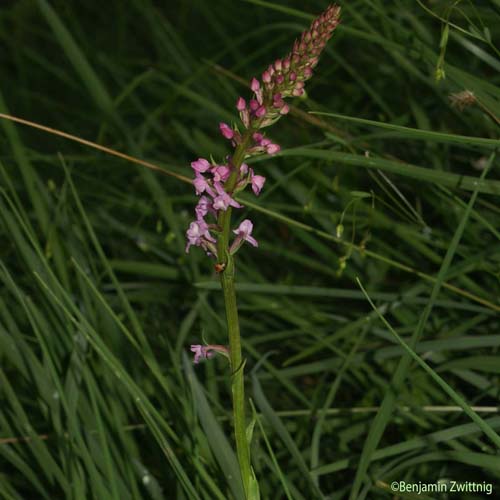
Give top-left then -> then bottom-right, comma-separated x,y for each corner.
219,122 -> 234,140
279,103 -> 290,115
255,105 -> 266,118
266,143 -> 280,155
236,97 -> 246,111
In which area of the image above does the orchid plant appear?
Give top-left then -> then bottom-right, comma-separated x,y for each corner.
186,4 -> 341,497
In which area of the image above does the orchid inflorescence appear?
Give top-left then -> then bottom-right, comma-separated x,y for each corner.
187,4 -> 340,494
185,4 -> 341,261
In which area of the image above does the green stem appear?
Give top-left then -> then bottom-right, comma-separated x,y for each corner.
216,128 -> 255,497
220,259 -> 251,496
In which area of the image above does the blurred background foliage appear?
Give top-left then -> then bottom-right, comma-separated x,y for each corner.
0,0 -> 499,498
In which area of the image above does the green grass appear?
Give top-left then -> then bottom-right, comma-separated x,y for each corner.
1,0 -> 499,498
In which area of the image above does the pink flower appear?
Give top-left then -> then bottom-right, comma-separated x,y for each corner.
233,219 -> 258,247
191,158 -> 211,173
251,174 -> 266,195
190,344 -> 229,364
211,165 -> 230,183
219,122 -> 234,140
191,345 -> 215,364
185,219 -> 216,253
193,174 -> 215,197
266,143 -> 281,155
236,97 -> 246,111
213,182 -> 242,211
195,196 -> 213,219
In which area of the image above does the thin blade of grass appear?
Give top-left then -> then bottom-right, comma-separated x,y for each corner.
252,373 -> 325,499
348,151 -> 496,499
